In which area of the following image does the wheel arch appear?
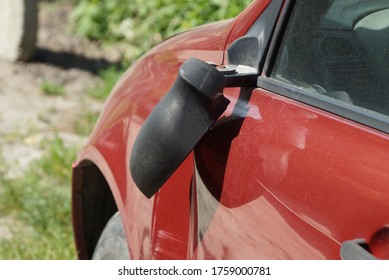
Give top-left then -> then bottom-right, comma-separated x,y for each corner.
72,158 -> 121,259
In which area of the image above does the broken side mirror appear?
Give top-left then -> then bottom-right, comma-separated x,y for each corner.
130,38 -> 260,198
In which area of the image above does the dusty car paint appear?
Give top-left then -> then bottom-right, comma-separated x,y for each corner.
193,86 -> 389,259
73,8 -> 243,259
72,0 -> 389,259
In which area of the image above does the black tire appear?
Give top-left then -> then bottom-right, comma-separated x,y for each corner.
92,212 -> 130,260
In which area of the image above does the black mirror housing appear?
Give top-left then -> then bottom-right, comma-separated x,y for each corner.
130,58 -> 229,198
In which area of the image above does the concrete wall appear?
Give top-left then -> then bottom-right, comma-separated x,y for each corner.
0,0 -> 38,61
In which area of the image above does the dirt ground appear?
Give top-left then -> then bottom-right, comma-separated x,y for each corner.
0,2 -> 122,175
0,1 -> 124,239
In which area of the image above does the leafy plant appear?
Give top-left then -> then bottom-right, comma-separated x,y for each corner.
70,0 -> 253,61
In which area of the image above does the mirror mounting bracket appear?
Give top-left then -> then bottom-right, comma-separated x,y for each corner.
216,64 -> 258,87
130,57 -> 258,198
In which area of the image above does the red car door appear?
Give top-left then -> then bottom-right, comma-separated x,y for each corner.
192,0 -> 389,259
146,0 -> 274,260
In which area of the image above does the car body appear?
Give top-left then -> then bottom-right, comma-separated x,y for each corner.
72,0 -> 389,260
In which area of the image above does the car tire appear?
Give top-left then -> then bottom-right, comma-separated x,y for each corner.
92,211 -> 130,260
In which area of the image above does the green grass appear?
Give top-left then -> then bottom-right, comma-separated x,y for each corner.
0,53 -> 112,259
0,137 -> 77,259
40,80 -> 66,96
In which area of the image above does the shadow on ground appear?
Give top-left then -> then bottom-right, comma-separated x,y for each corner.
33,48 -> 120,74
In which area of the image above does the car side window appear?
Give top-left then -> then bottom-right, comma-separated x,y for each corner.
271,0 -> 389,116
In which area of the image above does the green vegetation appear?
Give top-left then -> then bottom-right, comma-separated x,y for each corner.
0,0 -> 254,259
0,102 -> 99,259
75,0 -> 253,98
0,137 -> 77,259
71,0 -> 252,61
40,80 -> 66,96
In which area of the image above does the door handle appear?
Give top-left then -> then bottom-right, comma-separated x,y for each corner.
340,239 -> 377,260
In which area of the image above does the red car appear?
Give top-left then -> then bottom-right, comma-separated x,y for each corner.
72,0 -> 389,260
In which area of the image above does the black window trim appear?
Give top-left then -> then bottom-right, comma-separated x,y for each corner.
262,0 -> 295,76
257,0 -> 389,134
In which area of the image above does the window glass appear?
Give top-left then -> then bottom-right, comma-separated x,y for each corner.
271,0 -> 389,116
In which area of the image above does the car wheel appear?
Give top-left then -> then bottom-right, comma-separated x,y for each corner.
92,211 -> 130,260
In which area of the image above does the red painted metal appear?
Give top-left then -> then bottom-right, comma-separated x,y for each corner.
73,14 -> 239,259
72,0 -> 389,259
225,0 -> 271,52
193,87 -> 389,259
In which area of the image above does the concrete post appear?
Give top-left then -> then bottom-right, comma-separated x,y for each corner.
0,0 -> 38,62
